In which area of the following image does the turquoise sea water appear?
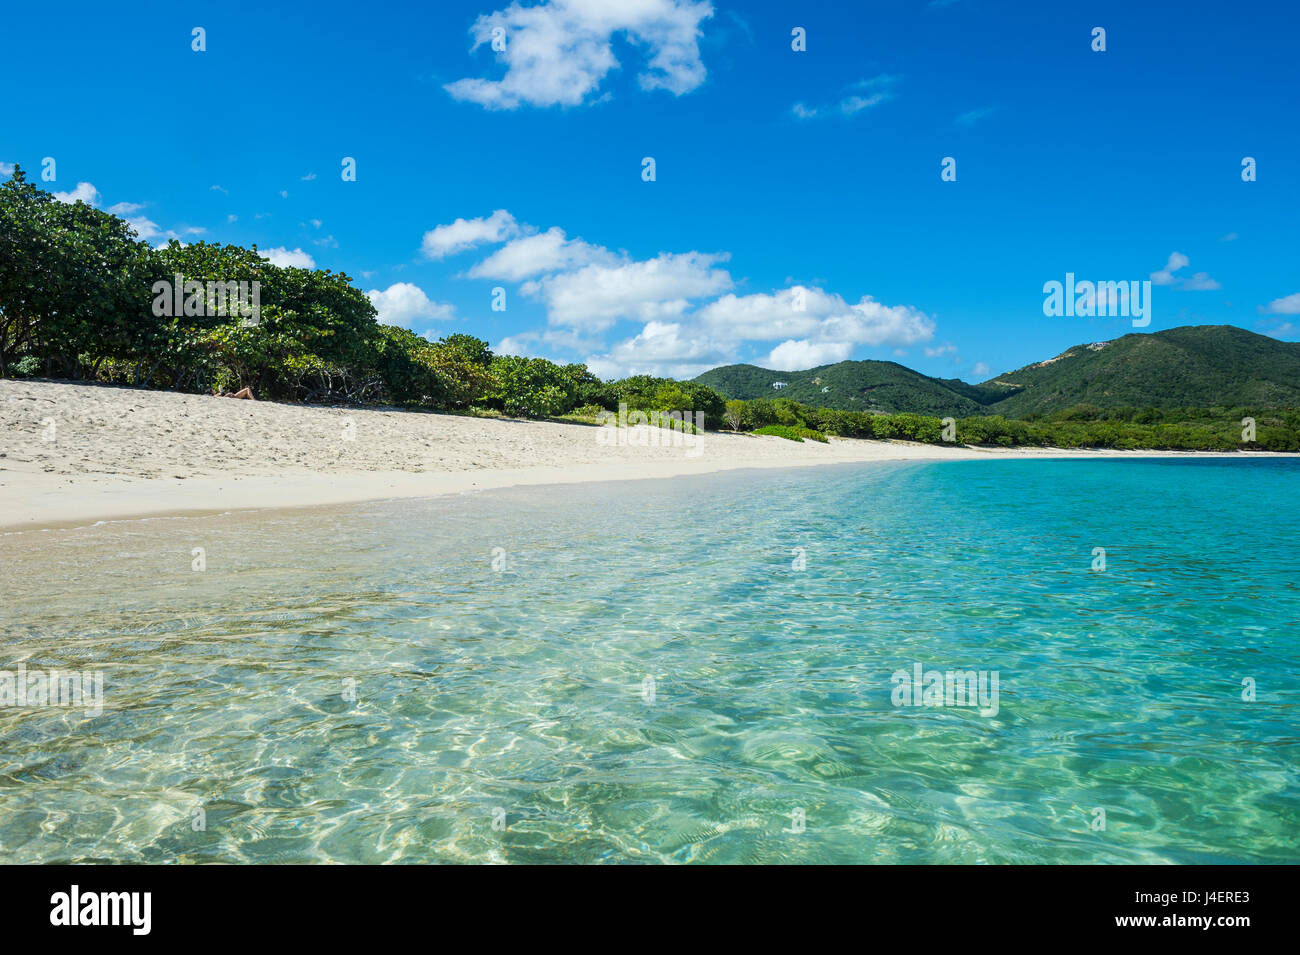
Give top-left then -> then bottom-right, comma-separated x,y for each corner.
1,458 -> 1297,863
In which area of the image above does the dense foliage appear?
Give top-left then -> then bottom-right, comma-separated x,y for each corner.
734,398 -> 1300,451
0,168 -> 155,379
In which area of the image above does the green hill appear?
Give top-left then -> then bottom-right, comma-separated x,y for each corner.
694,326 -> 1300,417
692,359 -> 999,416
981,325 -> 1300,416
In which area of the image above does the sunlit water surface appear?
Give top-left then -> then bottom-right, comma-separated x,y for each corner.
1,458 -> 1297,863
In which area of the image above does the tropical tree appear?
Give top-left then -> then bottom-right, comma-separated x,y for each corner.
0,165 -> 155,378
488,355 -> 574,417
724,400 -> 744,431
150,241 -> 380,398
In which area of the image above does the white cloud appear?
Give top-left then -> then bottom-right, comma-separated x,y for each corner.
956,106 -> 998,126
792,75 -> 898,120
839,93 -> 890,115
498,327 -> 601,358
444,0 -> 713,110
1150,252 -> 1219,290
827,297 -> 935,346
52,181 -> 100,206
301,173 -> 317,181
128,217 -> 163,241
0,161 -> 14,177
496,333 -> 535,357
696,286 -> 934,348
972,361 -> 991,377
366,282 -> 455,326
1150,251 -> 1189,285
453,215 -> 733,337
443,218 -> 935,376
1262,292 -> 1300,315
586,320 -> 734,379
102,199 -> 204,244
696,286 -> 829,339
567,283 -> 934,376
468,227 -> 614,281
765,339 -> 853,370
507,271 -> 936,373
1180,271 -> 1221,291
523,251 -> 732,331
210,185 -> 228,194
421,209 -> 520,259
126,215 -> 203,243
260,246 -> 316,268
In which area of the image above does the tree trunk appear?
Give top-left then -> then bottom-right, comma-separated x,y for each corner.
141,359 -> 163,388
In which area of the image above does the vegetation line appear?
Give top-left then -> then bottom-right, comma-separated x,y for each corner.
3,167 -> 1296,451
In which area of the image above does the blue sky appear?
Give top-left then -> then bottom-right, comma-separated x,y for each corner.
2,0 -> 1298,381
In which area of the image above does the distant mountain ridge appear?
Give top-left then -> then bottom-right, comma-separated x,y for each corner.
979,325 -> 1300,415
692,326 -> 1300,417
692,359 -> 999,416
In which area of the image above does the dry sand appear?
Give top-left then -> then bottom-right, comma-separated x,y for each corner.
1,379 -> 1286,532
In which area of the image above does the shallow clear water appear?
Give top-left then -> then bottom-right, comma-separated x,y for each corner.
1,458 -> 1297,863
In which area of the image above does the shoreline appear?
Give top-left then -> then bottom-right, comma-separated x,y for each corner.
8,443 -> 1291,537
3,379 -> 1295,534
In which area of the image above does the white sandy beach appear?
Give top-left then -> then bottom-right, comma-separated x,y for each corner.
1,379 -> 1288,532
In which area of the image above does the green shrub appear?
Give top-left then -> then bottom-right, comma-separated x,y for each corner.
773,398 -> 802,426
488,355 -> 575,417
753,424 -> 803,441
429,335 -> 496,408
753,424 -> 826,443
366,325 -> 439,404
602,374 -> 726,426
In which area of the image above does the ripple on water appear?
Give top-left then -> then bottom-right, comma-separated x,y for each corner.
1,459 -> 1297,862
